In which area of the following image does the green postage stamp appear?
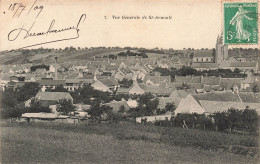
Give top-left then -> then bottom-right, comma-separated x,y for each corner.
223,2 -> 258,45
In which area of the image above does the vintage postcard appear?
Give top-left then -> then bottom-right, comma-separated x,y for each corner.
0,0 -> 259,163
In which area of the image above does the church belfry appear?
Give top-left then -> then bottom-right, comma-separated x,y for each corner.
215,34 -> 228,63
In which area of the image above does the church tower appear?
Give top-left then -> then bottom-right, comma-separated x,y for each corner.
215,34 -> 228,63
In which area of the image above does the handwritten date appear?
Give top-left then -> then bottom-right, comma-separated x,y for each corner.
9,0 -> 43,18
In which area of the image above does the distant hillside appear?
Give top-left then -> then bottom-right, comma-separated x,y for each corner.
0,47 -> 258,65
0,48 -> 125,65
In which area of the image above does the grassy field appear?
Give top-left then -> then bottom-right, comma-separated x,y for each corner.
0,120 -> 259,164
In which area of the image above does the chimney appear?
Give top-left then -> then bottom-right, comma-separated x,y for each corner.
55,57 -> 58,80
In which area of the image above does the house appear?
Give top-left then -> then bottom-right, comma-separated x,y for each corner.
105,100 -> 130,113
10,75 -> 19,82
20,112 -> 79,123
0,74 -> 11,88
176,91 -> 260,115
230,62 -> 259,73
91,78 -> 119,92
130,63 -> 144,72
126,98 -> 138,108
193,50 -> 214,63
200,100 -> 260,115
105,64 -> 120,75
118,82 -> 176,96
191,63 -> 219,71
49,64 -> 57,73
35,91 -> 73,107
24,74 -> 37,82
175,94 -> 205,115
144,75 -> 171,85
136,71 -> 146,81
20,113 -> 65,122
64,79 -> 84,91
37,80 -> 65,91
175,75 -> 201,85
138,83 -> 176,96
169,90 -> 189,106
129,83 -> 145,95
157,60 -> 169,69
35,68 -> 47,75
74,104 -> 91,118
174,75 -> 201,90
220,78 -> 243,91
201,76 -> 222,92
219,61 -> 259,73
114,68 -> 133,81
157,97 -> 174,110
136,114 -> 172,123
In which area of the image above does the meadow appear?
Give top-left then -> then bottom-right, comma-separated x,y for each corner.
0,120 -> 259,163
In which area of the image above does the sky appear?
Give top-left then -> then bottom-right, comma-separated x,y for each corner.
0,0 -> 257,51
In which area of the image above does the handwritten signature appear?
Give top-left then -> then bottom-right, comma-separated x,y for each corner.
8,14 -> 86,49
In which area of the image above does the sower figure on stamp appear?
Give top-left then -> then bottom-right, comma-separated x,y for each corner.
230,5 -> 253,42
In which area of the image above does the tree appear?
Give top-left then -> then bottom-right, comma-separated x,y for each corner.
132,93 -> 159,117
30,64 -> 49,72
118,105 -> 126,113
16,82 -> 40,102
87,98 -> 113,120
0,107 -> 25,119
227,108 -> 243,131
165,103 -> 176,113
252,83 -> 259,93
118,78 -> 133,88
57,99 -> 75,115
2,89 -> 17,108
27,98 -> 51,113
234,68 -> 241,74
242,107 -> 259,132
177,66 -> 197,76
213,112 -> 229,131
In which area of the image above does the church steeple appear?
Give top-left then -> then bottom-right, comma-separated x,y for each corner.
215,33 -> 228,63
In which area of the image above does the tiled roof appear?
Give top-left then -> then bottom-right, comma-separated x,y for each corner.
239,92 -> 260,103
192,91 -> 241,103
144,76 -> 171,84
169,90 -> 189,106
158,97 -> 174,109
37,80 -> 65,86
105,64 -> 119,71
105,100 -> 130,112
100,78 -> 119,87
116,87 -> 131,94
230,62 -> 257,68
193,50 -> 213,58
220,78 -> 242,89
192,63 -> 219,69
35,91 -> 71,101
21,113 -> 63,119
139,83 -> 175,95
200,100 -> 260,114
175,76 -> 201,84
202,76 -> 221,85
0,74 -> 11,81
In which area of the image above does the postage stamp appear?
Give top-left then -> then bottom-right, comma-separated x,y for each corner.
223,2 -> 258,45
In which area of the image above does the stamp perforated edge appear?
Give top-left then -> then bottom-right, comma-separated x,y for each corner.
221,0 -> 259,48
